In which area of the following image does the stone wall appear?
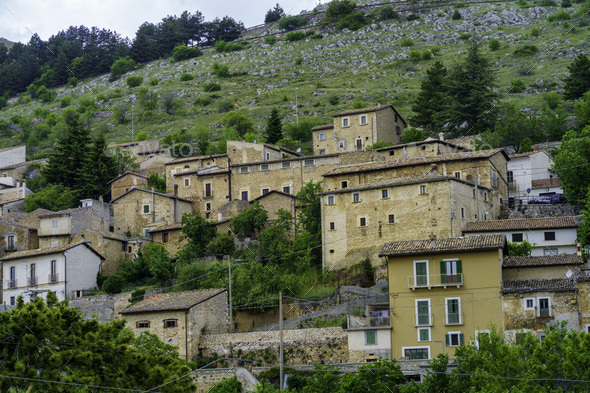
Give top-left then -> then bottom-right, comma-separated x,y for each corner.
508,203 -> 582,219
70,292 -> 132,324
502,291 -> 579,332
192,369 -> 236,393
0,146 -> 26,168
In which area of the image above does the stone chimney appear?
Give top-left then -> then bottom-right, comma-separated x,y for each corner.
533,145 -> 539,151
429,232 -> 437,248
439,132 -> 445,141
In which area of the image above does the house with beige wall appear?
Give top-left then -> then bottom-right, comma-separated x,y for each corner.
320,174 -> 495,270
376,139 -> 470,161
120,289 -> 228,360
107,139 -> 170,164
108,172 -> 148,200
71,230 -> 129,275
0,220 -> 38,258
380,234 -> 506,360
148,223 -> 186,256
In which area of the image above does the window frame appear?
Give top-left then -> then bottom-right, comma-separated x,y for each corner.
413,260 -> 429,287
164,319 -> 178,328
260,164 -> 269,171
388,214 -> 395,224
240,166 -> 249,173
241,191 -> 249,201
342,118 -> 349,127
538,297 -> 551,317
318,132 -> 326,141
262,188 -> 270,196
136,321 -> 150,329
359,217 -> 367,227
352,192 -> 360,203
445,297 -> 461,325
341,181 -> 348,189
402,346 -> 430,360
417,327 -> 431,342
319,149 -> 326,155
512,233 -> 524,243
282,162 -> 291,168
446,331 -> 464,347
420,185 -> 427,194
524,297 -> 535,311
283,186 -> 291,194
415,298 -> 431,326
326,195 -> 335,205
183,177 -> 190,187
454,171 -> 461,179
360,115 -> 367,125
143,204 -> 150,214
304,159 -> 314,166
381,189 -> 389,199
162,232 -> 169,243
365,330 -> 377,345
329,222 -> 335,230
355,138 -> 362,151
544,231 -> 556,241
460,207 -> 465,219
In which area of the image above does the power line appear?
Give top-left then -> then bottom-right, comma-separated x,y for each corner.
0,374 -> 162,392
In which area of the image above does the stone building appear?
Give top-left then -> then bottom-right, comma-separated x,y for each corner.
0,220 -> 39,258
253,190 -> 297,222
107,139 -> 170,164
71,230 -> 129,275
0,159 -> 47,186
139,155 -> 174,177
507,148 -> 563,203
462,216 -> 579,256
320,174 -> 495,270
108,171 -> 148,200
120,289 -> 228,361
311,105 -> 407,155
376,138 -> 470,161
380,234 -> 507,360
148,223 -> 186,256
111,188 -> 193,237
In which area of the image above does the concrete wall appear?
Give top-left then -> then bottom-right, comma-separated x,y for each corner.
348,328 -> 391,361
465,228 -> 578,256
70,292 -> 132,323
64,244 -> 102,298
0,146 -> 26,168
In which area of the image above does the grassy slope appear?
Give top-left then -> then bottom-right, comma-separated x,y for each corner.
0,1 -> 588,156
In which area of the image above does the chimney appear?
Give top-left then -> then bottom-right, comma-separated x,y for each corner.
439,132 -> 445,141
533,145 -> 539,151
429,232 -> 437,248
22,179 -> 26,199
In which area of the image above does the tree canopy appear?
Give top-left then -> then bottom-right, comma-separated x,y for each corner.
563,54 -> 590,101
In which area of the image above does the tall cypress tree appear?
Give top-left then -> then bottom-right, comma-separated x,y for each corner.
410,61 -> 448,133
563,54 -> 590,101
265,108 -> 283,144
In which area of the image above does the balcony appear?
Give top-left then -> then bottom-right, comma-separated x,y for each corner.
27,277 -> 38,286
444,312 -> 463,326
348,315 -> 391,329
413,313 -> 433,327
4,245 -> 16,252
6,280 -> 16,289
48,274 -> 58,284
408,274 -> 463,290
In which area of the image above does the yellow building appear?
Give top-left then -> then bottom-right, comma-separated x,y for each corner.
380,234 -> 506,360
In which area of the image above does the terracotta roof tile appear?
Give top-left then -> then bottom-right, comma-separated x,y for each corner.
311,124 -> 334,131
0,241 -> 105,261
120,288 -> 226,314
108,171 -> 148,184
149,222 -> 183,233
167,154 -> 228,165
463,217 -> 579,232
502,278 -> 575,293
332,105 -> 392,117
503,254 -> 584,268
379,234 -> 506,257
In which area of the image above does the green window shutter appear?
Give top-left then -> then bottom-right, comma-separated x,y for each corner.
445,333 -> 450,347
419,328 -> 429,341
456,260 -> 463,283
440,261 -> 447,284
459,333 -> 465,345
366,330 -> 376,345
143,204 -> 149,213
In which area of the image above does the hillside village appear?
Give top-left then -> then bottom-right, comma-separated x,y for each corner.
1,0 -> 590,391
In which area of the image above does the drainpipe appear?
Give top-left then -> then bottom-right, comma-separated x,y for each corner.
448,180 -> 453,237
151,188 -> 155,224
227,157 -> 232,201
185,311 -> 189,361
64,252 -> 67,301
320,194 -> 326,272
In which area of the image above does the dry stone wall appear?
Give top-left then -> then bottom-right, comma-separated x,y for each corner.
70,292 -> 132,324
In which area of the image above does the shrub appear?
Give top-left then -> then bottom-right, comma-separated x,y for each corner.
547,9 -> 571,21
214,40 -> 244,53
195,96 -> 212,106
400,38 -> 414,46
103,274 -> 126,294
430,46 -> 441,55
459,32 -> 471,40
409,50 -> 421,61
510,79 -> 526,93
336,12 -> 367,30
543,92 -> 561,110
379,6 -> 398,20
406,14 -> 420,21
172,45 -> 202,61
212,62 -> 231,78
562,0 -> 572,7
421,50 -> 432,60
109,56 -> 136,81
295,57 -> 303,65
203,82 -> 221,92
326,0 -> 357,20
126,76 -> 143,88
67,77 -> 78,87
513,44 -> 539,56
218,101 -> 235,112
285,31 -> 305,42
517,0 -> 529,6
452,10 -> 462,20
531,27 -> 540,37
489,38 -> 501,50
179,73 -> 194,81
454,2 -> 466,8
277,15 -> 306,31
60,96 -> 73,108
328,95 -> 340,105
149,78 -> 159,86
537,0 -> 557,6
264,36 -> 276,45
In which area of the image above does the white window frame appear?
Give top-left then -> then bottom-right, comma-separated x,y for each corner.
524,297 -> 535,311
420,185 -> 427,194
326,195 -> 335,205
454,171 -> 461,179
360,115 -> 367,125
319,133 -> 326,141
352,192 -> 360,203
544,248 -> 558,256
381,189 -> 389,199
538,297 -> 551,317
283,186 -> 291,194
415,298 -> 431,326
417,327 -> 431,342
447,331 -> 463,347
359,216 -> 367,227
260,164 -> 269,171
585,324 -> 590,333
183,177 -> 190,187
342,118 -> 349,127
445,297 -> 461,325
304,159 -> 314,166
413,260 -> 429,287
402,346 -> 431,360
240,166 -> 249,173
475,330 -> 491,349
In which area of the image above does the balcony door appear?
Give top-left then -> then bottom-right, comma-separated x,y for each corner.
441,260 -> 462,284
414,260 -> 428,287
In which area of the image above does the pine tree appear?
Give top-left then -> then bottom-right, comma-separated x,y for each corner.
79,133 -> 118,200
446,43 -> 498,136
409,61 -> 448,132
265,108 -> 283,144
563,54 -> 590,101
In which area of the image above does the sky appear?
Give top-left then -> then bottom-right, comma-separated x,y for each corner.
0,0 -> 321,44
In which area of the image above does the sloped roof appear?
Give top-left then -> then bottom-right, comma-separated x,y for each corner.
376,139 -> 470,153
311,124 -> 334,131
120,288 -> 226,314
502,278 -> 575,293
0,158 -> 48,171
379,234 -> 506,257
148,222 -> 183,233
332,104 -> 407,125
111,187 -> 193,204
0,241 -> 105,261
463,217 -> 579,233
38,206 -> 95,219
503,254 -> 584,268
108,171 -> 148,184
254,190 -> 296,201
167,154 -> 228,165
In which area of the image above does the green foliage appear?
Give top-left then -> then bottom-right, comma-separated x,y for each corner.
24,184 -> 78,212
553,126 -> 590,204
172,45 -> 202,61
459,33 -> 471,40
179,73 -> 194,81
206,234 -> 235,255
209,377 -> 243,393
285,31 -> 305,42
510,78 -> 526,93
265,3 -> 285,23
402,127 -> 429,143
264,36 -> 277,45
562,0 -> 572,6
513,44 -> 539,56
475,104 -> 540,152
543,91 -> 562,110
265,108 -> 283,144
531,27 -> 541,36
578,195 -> 590,246
162,91 -> 182,115
149,77 -> 159,86
285,117 -> 324,142
203,82 -> 222,92
400,38 -> 414,46
517,0 -> 529,5
195,95 -> 212,106
277,15 -> 307,31
328,95 -> 340,105
508,239 -> 533,256
224,111 -> 254,136
366,141 -> 393,150
409,50 -> 422,62
148,172 -> 166,193
110,146 -> 140,174
488,38 -> 501,50
538,0 -> 558,5
67,76 -> 78,87
218,100 -> 235,113
540,103 -> 569,140
103,274 -> 127,293
144,243 -> 172,285
295,57 -> 304,65
407,14 -> 420,21
379,6 -> 398,20
326,0 -> 357,19
337,358 -> 405,393
452,10 -> 463,20
181,212 -> 216,257
212,62 -> 231,78
563,54 -> 590,101
312,317 -> 347,328
138,88 -> 159,110
215,40 -> 245,53
126,75 -> 143,88
547,9 -> 571,21
336,12 -> 367,31
109,56 -> 136,81
230,201 -> 268,239
410,61 -> 448,132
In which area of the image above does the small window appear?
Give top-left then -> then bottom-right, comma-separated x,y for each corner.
388,214 -> 395,224
319,149 -> 326,155
341,181 -> 348,189
512,233 -> 524,243
544,231 -> 556,241
143,204 -> 150,214
304,159 -> 314,166
417,327 -> 430,342
266,152 -> 270,160
421,145 -> 426,151
507,171 -> 514,183
205,183 -> 212,197
128,246 -> 132,253
352,192 -> 360,202
389,150 -> 394,156
164,319 -> 177,328
544,248 -> 558,256
381,189 -> 388,199
262,188 -> 270,196
327,195 -> 335,205
454,172 -> 461,179
136,321 -> 150,329
261,164 -> 269,171
524,297 -> 535,310
343,118 -> 349,127
319,133 -> 326,141
359,217 -> 367,227
329,222 -> 335,230
205,203 -> 212,211
162,233 -> 169,243
420,185 -> 427,194
360,115 -> 367,125
396,125 -> 401,135
184,165 -> 190,170
282,162 -> 291,168
184,178 -> 190,187
446,332 -> 464,347
10,296 -> 15,306
241,191 -> 248,201
329,249 -> 334,254
460,208 -> 465,219
240,166 -> 249,173
365,330 -> 376,345
339,141 -> 345,149
403,347 -> 429,360
283,186 -> 291,194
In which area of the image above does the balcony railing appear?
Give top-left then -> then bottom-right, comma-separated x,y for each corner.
27,277 -> 38,286
48,274 -> 58,284
445,312 -> 463,326
408,274 -> 463,290
413,313 -> 433,327
348,315 -> 391,329
4,245 -> 16,252
6,280 -> 16,289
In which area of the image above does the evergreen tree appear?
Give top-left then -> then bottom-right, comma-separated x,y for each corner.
409,60 -> 448,132
265,108 -> 283,144
563,54 -> 590,101
79,133 -> 118,200
446,42 -> 498,136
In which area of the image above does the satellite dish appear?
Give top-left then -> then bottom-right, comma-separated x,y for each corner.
296,148 -> 301,153
565,270 -> 573,279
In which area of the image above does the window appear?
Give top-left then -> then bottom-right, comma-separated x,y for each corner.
389,150 -> 395,156
365,330 -> 377,345
414,261 -> 428,287
29,263 -> 36,284
544,231 -> 556,241
319,133 -> 326,141
283,186 -> 291,194
355,139 -> 362,151
184,178 -> 190,187
262,188 -> 270,196
261,164 -> 269,171
205,183 -> 212,197
205,203 -> 212,211
460,208 -> 465,219
10,266 -> 15,281
415,299 -> 431,326
538,297 -> 551,317
266,152 -> 270,160
445,298 -> 461,325
342,118 -> 349,127
240,166 -> 249,173
352,192 -> 360,203
524,297 -> 535,310
339,141 -> 345,149
136,321 -> 150,329
388,214 -> 395,224
341,181 -> 348,189
143,204 -> 150,214
184,165 -> 189,171
241,191 -> 248,201
403,347 -> 430,360
440,259 -> 462,285
396,125 -> 401,135
484,192 -> 487,201
421,145 -> 426,151
417,327 -> 431,342
420,185 -> 427,194
381,189 -> 388,199
544,248 -> 558,256
304,159 -> 314,166
162,233 -> 169,243
512,233 -> 523,243
359,217 -> 367,227
9,296 -> 15,306
330,249 -> 334,254
507,171 -> 514,183
454,172 -> 461,179
446,332 -> 464,347
282,162 -> 291,168
52,219 -> 59,234
128,246 -> 132,253
6,235 -> 15,249
327,195 -> 335,205
164,319 -> 178,328
319,149 -> 326,155
360,115 -> 367,125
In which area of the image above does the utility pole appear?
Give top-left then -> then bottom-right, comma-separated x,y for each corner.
131,104 -> 135,142
295,88 -> 298,125
229,260 -> 233,334
279,291 -> 284,391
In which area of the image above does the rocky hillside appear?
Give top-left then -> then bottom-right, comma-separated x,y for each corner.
1,0 -> 588,156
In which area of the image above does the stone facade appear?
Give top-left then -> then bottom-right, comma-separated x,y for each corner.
376,139 -> 470,161
108,172 -> 148,200
71,230 -> 129,275
148,223 -> 186,256
70,292 -> 132,323
107,139 -> 168,164
38,205 -> 112,248
0,221 -> 38,258
139,155 -> 174,177
254,191 -> 296,222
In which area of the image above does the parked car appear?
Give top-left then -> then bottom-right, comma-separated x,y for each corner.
528,196 -> 552,204
551,194 -> 566,204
